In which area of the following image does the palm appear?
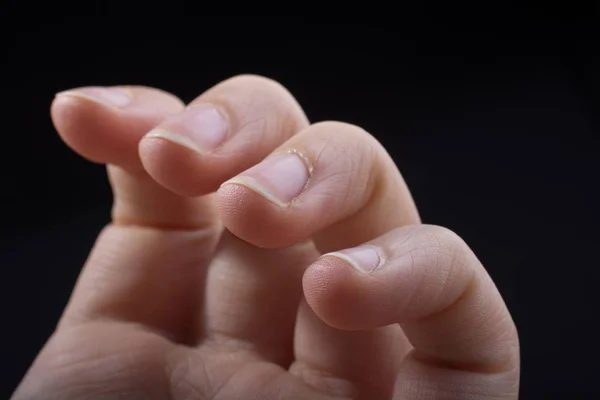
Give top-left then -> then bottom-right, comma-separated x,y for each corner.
19,212 -> 387,399
13,78 -> 519,400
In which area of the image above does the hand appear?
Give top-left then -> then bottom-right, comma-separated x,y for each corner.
13,76 -> 520,399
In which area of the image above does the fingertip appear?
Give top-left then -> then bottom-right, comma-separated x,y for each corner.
303,256 -> 374,331
51,86 -> 185,168
138,136 -> 215,197
51,90 -> 124,164
302,257 -> 349,328
215,183 -> 299,248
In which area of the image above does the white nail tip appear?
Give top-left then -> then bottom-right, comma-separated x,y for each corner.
220,177 -> 289,208
55,88 -> 133,107
321,245 -> 382,274
144,129 -> 201,152
55,91 -> 100,102
322,252 -> 369,273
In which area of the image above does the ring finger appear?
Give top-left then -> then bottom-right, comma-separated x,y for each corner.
216,121 -> 421,398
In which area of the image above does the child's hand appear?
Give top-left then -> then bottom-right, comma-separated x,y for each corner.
13,76 -> 519,399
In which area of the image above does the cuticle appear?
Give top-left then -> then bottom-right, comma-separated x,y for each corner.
366,244 -> 385,271
278,148 -> 313,206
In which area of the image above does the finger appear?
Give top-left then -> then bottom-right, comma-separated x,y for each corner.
304,225 -> 520,399
216,121 -> 420,251
52,85 -> 215,229
137,75 -> 313,364
290,301 -> 407,399
204,232 -> 318,365
139,74 -> 308,196
54,86 -> 181,169
52,87 -> 218,344
216,122 -> 420,397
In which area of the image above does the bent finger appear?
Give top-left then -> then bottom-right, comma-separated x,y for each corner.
52,86 -> 217,343
139,74 -> 309,197
52,85 -> 214,229
137,75 -> 314,364
217,121 -> 420,252
217,121 -> 420,397
304,225 -> 520,399
53,86 -> 183,171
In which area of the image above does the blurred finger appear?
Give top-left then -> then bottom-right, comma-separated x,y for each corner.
52,87 -> 217,343
54,86 -> 180,170
52,85 -> 215,229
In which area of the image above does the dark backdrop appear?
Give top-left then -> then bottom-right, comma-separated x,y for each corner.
1,12 -> 598,399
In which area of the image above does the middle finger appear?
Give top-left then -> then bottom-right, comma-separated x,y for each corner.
217,121 -> 420,398
139,75 -> 314,366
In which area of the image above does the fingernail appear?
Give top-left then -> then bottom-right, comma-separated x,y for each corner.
223,152 -> 311,206
324,245 -> 381,274
144,104 -> 227,152
56,87 -> 132,107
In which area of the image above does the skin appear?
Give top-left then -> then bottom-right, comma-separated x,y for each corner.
12,75 -> 520,399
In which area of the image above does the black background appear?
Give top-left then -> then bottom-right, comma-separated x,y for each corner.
1,10 -> 598,399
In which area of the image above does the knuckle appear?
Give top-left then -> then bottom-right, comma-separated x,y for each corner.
220,74 -> 298,108
303,121 -> 379,181
387,225 -> 475,306
423,225 -> 469,254
419,225 -> 477,301
421,225 -> 472,274
215,75 -> 307,135
387,225 -> 468,257
224,73 -> 283,90
236,114 -> 269,138
296,121 -> 390,216
308,121 -> 372,140
304,121 -> 381,161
